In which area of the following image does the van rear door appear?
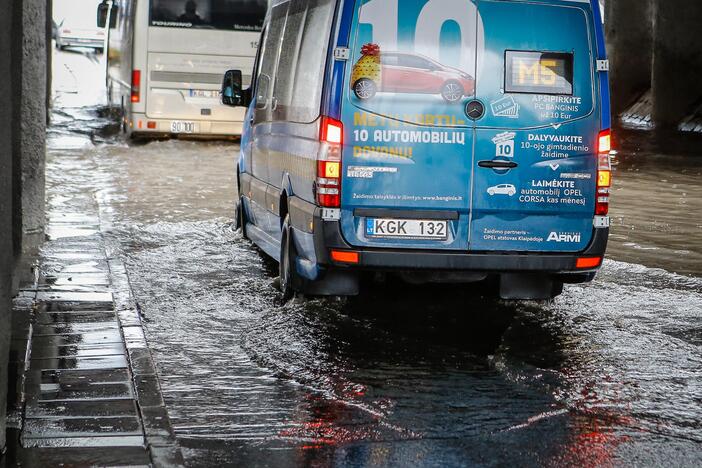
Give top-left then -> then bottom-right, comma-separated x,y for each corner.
339,0 -> 481,251
469,0 -> 599,253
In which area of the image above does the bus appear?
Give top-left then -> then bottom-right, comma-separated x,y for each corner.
54,0 -> 106,52
222,0 -> 612,300
99,0 -> 267,138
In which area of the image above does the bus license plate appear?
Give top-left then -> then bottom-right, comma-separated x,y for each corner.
171,121 -> 197,133
189,89 -> 219,98
366,219 -> 448,240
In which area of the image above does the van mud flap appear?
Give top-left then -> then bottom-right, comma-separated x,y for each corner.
499,274 -> 563,300
302,269 -> 360,297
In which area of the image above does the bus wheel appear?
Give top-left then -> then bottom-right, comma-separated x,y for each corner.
280,215 -> 301,300
441,80 -> 464,103
353,78 -> 377,100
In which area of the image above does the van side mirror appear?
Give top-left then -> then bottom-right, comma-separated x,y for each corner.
97,1 -> 118,28
221,70 -> 245,107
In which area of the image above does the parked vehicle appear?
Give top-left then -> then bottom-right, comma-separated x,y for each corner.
99,0 -> 267,138
54,0 -> 105,52
223,0 -> 612,300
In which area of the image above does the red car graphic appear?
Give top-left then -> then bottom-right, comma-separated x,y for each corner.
353,51 -> 475,103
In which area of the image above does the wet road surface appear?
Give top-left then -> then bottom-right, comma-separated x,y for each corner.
49,49 -> 702,466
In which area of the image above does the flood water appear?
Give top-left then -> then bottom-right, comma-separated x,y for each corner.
48,49 -> 702,467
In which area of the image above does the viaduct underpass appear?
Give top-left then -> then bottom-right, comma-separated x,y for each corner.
1,0 -> 702,457
606,0 -> 702,129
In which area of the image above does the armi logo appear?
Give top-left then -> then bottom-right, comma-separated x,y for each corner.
547,232 -> 581,243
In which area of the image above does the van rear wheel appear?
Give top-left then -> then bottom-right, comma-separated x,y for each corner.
236,197 -> 248,240
280,215 -> 301,300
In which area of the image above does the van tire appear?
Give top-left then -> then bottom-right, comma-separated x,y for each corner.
441,80 -> 464,103
236,197 -> 249,240
353,78 -> 377,100
280,215 -> 301,300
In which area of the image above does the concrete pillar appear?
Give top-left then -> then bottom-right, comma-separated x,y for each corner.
0,1 -> 15,455
47,0 -> 53,123
11,0 -> 47,279
2,0 -> 48,452
606,0 -> 653,115
652,0 -> 702,129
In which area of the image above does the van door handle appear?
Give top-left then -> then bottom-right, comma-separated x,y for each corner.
478,160 -> 518,169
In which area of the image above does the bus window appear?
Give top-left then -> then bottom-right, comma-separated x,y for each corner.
149,0 -> 266,32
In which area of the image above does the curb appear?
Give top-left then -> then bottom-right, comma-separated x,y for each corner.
107,256 -> 184,467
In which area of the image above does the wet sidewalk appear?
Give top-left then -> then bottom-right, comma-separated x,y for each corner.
3,160 -> 183,466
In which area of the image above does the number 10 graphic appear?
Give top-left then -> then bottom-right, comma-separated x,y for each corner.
358,0 -> 484,73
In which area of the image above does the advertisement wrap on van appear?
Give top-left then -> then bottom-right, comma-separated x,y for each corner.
225,0 -> 612,300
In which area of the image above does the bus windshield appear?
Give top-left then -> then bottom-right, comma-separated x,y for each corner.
149,0 -> 266,32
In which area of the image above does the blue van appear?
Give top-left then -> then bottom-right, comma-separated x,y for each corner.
221,0 -> 612,300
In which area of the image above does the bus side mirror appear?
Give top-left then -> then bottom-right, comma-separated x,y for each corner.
97,2 -> 109,27
221,70 -> 245,107
109,4 -> 118,28
97,1 -> 118,28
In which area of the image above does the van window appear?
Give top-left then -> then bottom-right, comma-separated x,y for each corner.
254,3 -> 287,120
347,0 -> 481,127
288,0 -> 335,123
272,0 -> 306,121
271,0 -> 335,123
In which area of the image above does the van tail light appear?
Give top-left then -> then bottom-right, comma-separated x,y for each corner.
131,69 -> 141,103
321,116 -> 343,145
576,257 -> 602,269
596,129 -> 612,216
331,250 -> 359,264
597,129 -> 611,154
316,117 -> 343,208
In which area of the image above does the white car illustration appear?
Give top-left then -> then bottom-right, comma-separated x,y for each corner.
487,184 -> 517,196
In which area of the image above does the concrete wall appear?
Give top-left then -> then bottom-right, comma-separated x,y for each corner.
652,0 -> 702,128
13,0 -> 47,272
606,0 -> 653,115
0,1 -> 15,454
1,0 -> 48,453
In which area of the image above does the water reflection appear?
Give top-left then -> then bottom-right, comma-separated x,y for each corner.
609,128 -> 702,275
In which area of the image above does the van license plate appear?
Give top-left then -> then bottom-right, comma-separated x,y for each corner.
366,219 -> 448,240
170,121 -> 197,133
